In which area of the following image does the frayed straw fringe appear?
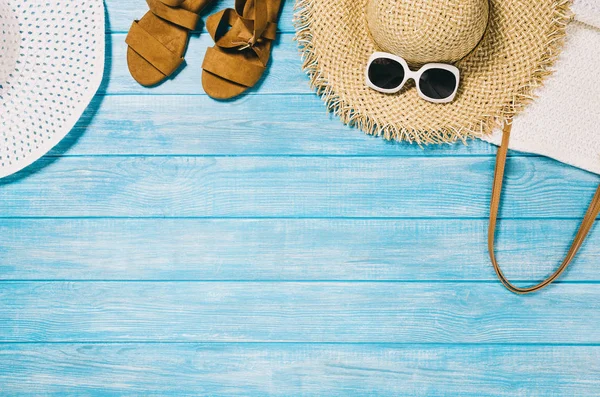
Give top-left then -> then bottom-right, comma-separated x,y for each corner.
293,0 -> 573,145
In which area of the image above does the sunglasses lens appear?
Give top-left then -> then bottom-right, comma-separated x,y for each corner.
419,68 -> 457,100
368,58 -> 405,90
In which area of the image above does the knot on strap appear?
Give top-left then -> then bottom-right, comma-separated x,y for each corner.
206,5 -> 277,65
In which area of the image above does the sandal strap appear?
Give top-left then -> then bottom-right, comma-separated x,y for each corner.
202,47 -> 265,87
206,7 -> 276,65
235,0 -> 268,45
126,21 -> 184,76
160,0 -> 186,6
147,0 -> 200,30
207,8 -> 277,44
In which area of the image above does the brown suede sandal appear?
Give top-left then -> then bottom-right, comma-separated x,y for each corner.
126,0 -> 213,86
201,0 -> 283,99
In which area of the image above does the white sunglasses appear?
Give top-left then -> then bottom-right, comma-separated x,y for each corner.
365,52 -> 461,103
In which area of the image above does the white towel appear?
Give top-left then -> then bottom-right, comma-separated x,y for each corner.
483,0 -> 600,175
573,0 -> 600,26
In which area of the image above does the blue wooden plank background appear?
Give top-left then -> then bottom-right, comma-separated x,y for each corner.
1,0 -> 599,395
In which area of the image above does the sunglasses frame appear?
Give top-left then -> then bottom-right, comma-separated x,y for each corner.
365,52 -> 461,104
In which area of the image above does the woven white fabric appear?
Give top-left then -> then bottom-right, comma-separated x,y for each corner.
483,1 -> 600,175
0,0 -> 105,178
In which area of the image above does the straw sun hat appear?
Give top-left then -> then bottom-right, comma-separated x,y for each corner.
0,0 -> 105,178
294,0 -> 572,144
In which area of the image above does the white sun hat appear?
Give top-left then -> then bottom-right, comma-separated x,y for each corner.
0,0 -> 105,178
483,0 -> 600,175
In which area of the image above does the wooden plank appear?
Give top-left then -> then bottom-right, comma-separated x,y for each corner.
2,282 -> 600,343
0,156 -> 597,218
57,94 -> 497,156
106,0 -> 297,33
1,219 -> 599,281
1,343 -> 599,395
102,33 -> 308,95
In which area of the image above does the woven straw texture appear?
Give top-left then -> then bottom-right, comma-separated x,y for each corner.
366,0 -> 489,65
295,0 -> 572,144
0,0 -> 105,178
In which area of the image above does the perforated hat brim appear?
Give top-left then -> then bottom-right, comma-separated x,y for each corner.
0,0 -> 105,178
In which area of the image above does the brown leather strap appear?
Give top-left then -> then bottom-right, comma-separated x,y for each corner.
125,21 -> 184,76
239,0 -> 267,45
147,0 -> 200,30
160,0 -> 186,6
205,0 -> 276,66
488,121 -> 600,294
202,47 -> 265,87
206,8 -> 277,46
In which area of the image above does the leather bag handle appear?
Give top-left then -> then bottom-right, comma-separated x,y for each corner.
488,121 -> 600,294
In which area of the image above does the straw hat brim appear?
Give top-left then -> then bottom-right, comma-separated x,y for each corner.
294,0 -> 572,144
